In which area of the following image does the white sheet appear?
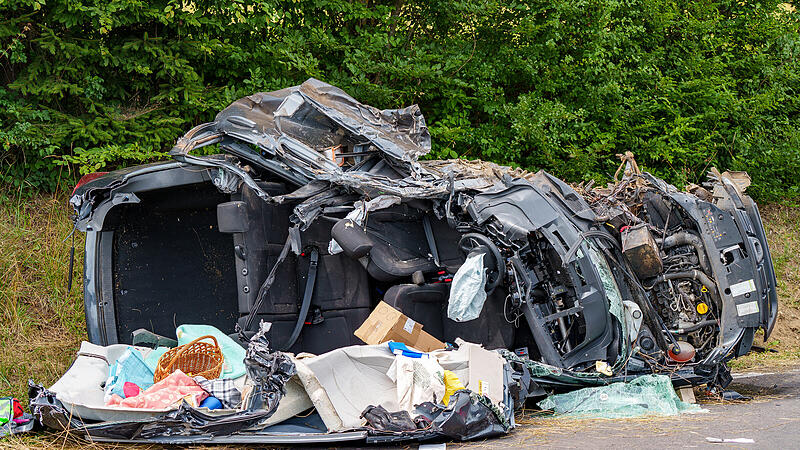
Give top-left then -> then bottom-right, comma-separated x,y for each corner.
300,345 -> 399,429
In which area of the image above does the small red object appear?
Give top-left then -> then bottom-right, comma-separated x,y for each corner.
71,171 -> 109,195
12,398 -> 23,418
667,341 -> 696,362
123,382 -> 141,398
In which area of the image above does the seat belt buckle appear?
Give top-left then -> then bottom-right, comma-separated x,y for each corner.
306,306 -> 324,325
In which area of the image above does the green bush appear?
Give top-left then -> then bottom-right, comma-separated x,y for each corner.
1,0 -> 798,200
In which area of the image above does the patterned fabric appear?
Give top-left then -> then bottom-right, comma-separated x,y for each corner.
107,370 -> 207,409
193,376 -> 242,409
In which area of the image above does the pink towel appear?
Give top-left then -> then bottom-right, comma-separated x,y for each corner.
107,369 -> 208,409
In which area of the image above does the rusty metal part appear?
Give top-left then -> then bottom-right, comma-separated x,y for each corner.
622,224 -> 663,279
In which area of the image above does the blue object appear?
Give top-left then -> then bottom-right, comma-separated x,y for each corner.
104,347 -> 154,400
176,325 -> 246,379
142,346 -> 170,372
388,341 -> 427,358
200,396 -> 223,410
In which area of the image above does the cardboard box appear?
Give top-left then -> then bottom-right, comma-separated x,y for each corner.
354,301 -> 445,352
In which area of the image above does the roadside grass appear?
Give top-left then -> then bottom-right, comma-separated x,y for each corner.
0,189 -> 797,443
729,203 -> 800,370
0,190 -> 85,403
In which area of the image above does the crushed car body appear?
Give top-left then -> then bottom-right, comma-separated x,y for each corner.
57,79 -> 777,443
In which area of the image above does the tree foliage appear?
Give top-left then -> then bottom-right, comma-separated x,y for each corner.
1,0 -> 799,199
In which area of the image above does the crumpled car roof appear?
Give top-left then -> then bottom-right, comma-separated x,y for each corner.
169,78 -> 543,201
212,78 -> 431,162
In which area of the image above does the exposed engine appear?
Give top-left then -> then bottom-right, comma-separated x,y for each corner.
581,156 -> 746,365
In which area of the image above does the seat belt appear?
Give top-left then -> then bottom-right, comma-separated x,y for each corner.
238,234 -> 293,342
422,215 -> 441,267
280,247 -> 319,351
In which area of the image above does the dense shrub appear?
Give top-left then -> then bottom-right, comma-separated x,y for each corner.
1,0 -> 798,200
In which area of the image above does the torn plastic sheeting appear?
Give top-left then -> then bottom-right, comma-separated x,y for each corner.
430,390 -> 510,441
28,382 -> 90,434
537,374 -> 704,418
360,405 -> 418,432
241,376 -> 313,431
241,321 -> 296,414
447,252 -> 488,322
361,389 -> 510,443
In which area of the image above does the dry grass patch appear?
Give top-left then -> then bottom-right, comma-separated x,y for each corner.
0,191 -> 85,403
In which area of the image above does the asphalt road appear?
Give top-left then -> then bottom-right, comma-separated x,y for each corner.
461,365 -> 800,449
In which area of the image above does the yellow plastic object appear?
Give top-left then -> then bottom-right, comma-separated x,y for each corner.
442,370 -> 465,406
595,360 -> 613,376
696,302 -> 709,314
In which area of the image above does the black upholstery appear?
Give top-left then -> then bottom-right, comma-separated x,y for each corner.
236,308 -> 370,354
331,206 -> 465,282
220,182 -> 373,353
383,283 -> 448,339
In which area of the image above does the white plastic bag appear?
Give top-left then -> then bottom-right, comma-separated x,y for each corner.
447,253 -> 487,322
387,354 -> 446,412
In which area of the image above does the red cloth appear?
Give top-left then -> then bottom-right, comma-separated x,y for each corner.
123,382 -> 141,398
107,370 -> 208,409
12,398 -> 23,418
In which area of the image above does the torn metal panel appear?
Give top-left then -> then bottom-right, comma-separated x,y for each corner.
276,79 -> 431,162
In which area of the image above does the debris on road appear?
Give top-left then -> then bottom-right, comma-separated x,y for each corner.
706,437 -> 756,444
537,374 -> 704,418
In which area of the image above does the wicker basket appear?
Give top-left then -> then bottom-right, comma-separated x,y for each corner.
153,335 -> 224,383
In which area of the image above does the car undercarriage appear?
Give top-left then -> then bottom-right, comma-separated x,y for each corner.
69,78 -> 777,395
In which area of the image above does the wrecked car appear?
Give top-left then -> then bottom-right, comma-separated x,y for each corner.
58,79 -> 777,442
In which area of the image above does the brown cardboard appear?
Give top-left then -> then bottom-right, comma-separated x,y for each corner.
466,344 -> 505,406
354,301 -> 445,352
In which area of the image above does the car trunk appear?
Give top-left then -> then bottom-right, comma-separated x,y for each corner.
86,180 -> 240,344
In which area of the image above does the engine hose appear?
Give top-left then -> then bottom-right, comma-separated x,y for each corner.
669,320 -> 717,334
659,232 -> 712,274
652,270 -> 718,296
651,270 -> 721,354
639,297 -> 680,353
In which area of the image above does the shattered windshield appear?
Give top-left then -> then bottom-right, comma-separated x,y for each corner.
586,242 -> 628,356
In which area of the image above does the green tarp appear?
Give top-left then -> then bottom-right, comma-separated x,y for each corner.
538,374 -> 704,418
